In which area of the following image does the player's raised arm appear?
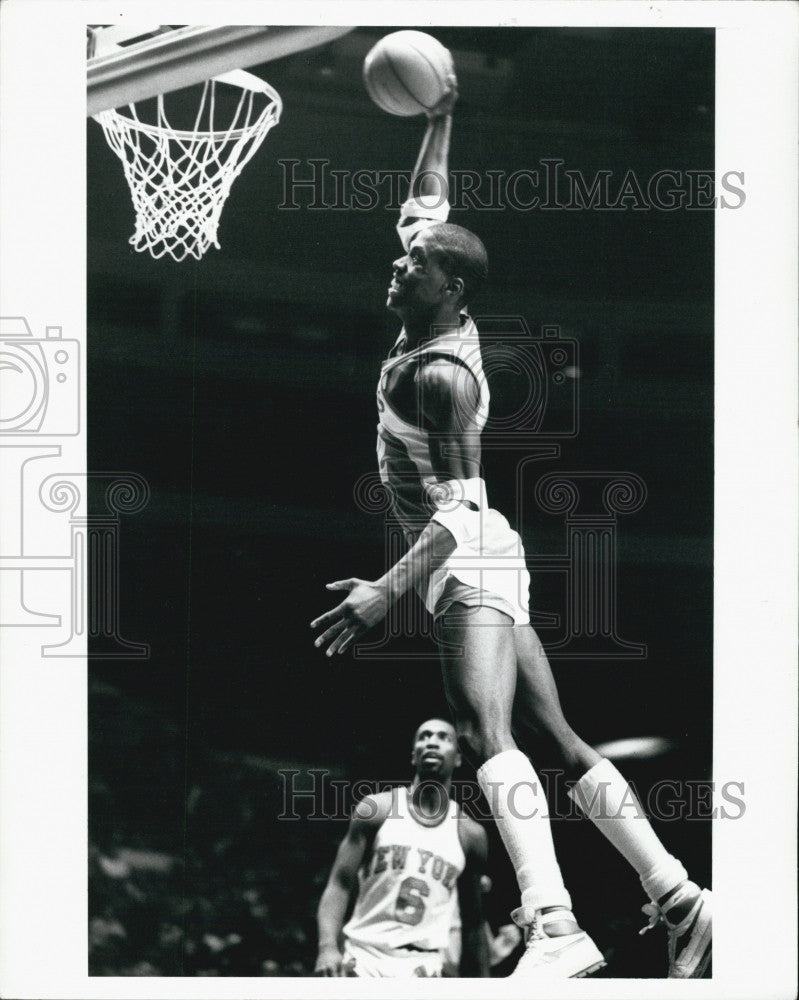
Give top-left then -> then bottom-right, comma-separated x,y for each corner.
396,76 -> 458,251
410,77 -> 457,198
314,795 -> 385,975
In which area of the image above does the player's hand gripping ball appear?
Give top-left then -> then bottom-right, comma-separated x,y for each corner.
364,30 -> 456,117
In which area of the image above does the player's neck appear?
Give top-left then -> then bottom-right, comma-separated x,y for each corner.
401,305 -> 462,349
409,777 -> 452,820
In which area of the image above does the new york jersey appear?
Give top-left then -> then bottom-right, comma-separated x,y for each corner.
342,786 -> 465,952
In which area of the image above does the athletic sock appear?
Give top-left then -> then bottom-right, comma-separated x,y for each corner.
568,757 -> 689,903
477,748 -> 571,912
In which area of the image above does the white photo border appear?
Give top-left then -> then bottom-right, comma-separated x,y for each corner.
0,1 -> 796,998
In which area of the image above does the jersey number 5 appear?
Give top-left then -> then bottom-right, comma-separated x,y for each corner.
395,876 -> 430,926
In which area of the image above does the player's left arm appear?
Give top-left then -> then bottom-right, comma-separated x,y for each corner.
457,816 -> 490,977
311,361 -> 482,655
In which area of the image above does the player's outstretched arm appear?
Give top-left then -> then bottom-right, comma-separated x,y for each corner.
314,795 -> 385,975
311,362 -> 482,656
457,817 -> 490,977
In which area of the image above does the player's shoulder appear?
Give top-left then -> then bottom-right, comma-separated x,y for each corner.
417,355 -> 460,388
456,812 -> 488,859
351,789 -> 396,828
418,324 -> 481,384
416,355 -> 480,419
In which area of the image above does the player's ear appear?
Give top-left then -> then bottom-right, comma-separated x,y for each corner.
446,276 -> 464,299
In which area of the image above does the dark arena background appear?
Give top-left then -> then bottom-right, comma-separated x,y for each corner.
87,27 -> 713,978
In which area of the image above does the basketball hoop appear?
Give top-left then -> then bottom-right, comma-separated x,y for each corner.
93,69 -> 282,261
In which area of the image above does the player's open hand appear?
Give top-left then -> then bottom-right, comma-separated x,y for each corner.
428,72 -> 458,118
311,578 -> 390,656
314,944 -> 345,976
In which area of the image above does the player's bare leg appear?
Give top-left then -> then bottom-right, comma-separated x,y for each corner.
511,624 -> 712,978
435,603 -> 605,979
510,624 -> 601,779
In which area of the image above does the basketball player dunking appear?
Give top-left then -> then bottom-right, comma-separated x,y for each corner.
314,718 -> 489,978
311,80 -> 712,980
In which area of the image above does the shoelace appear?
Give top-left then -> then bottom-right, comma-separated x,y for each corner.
523,920 -> 546,947
639,899 -> 693,969
511,906 -> 543,945
639,902 -> 665,937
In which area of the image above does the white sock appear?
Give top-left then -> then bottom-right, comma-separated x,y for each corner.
568,757 -> 688,903
477,748 -> 571,912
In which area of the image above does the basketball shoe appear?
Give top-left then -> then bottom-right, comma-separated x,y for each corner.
509,907 -> 606,980
639,885 -> 712,978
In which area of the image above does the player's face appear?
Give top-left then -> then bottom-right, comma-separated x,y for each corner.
411,719 -> 460,777
387,230 -> 451,314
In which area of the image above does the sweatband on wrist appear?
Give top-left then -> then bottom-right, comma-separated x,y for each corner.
397,195 -> 451,251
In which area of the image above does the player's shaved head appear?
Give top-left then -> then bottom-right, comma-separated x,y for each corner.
425,223 -> 489,305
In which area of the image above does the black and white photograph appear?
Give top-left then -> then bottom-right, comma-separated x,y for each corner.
0,3 -> 796,999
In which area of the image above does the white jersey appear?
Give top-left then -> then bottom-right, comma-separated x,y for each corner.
375,320 -> 531,623
376,193 -> 531,624
343,787 -> 465,952
376,316 -> 489,535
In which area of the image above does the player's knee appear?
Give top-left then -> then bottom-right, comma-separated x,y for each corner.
515,715 -> 594,777
454,716 -> 511,768
547,733 -> 591,777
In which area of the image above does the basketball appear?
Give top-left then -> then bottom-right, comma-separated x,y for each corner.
363,31 -> 454,117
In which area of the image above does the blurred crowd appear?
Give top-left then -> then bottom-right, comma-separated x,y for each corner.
89,840 -> 316,976
89,682 -> 330,976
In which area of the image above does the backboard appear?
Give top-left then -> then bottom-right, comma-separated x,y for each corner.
87,25 -> 354,115
87,25 -> 354,261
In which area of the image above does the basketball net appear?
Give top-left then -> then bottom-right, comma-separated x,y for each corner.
94,71 -> 281,262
